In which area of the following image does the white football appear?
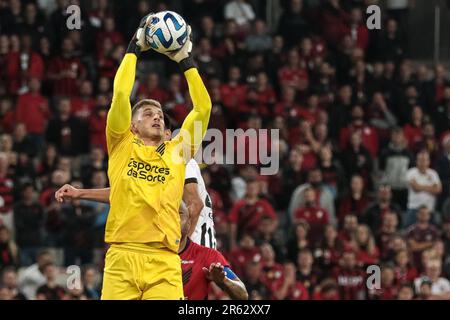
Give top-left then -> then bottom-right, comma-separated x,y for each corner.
144,11 -> 188,53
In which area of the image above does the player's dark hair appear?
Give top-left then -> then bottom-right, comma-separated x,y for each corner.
163,112 -> 173,132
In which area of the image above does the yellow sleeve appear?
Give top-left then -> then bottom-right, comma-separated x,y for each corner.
178,68 -> 212,159
106,53 -> 136,138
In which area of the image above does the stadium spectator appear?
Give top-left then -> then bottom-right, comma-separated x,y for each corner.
18,249 -> 53,299
338,214 -> 358,247
414,259 -> 450,299
368,264 -> 398,300
272,263 -> 309,300
224,0 -> 255,32
277,0 -> 310,48
71,79 -> 96,120
353,224 -> 380,267
337,175 -> 370,226
311,278 -> 340,300
332,249 -> 366,300
6,34 -> 44,95
295,248 -> 321,296
45,97 -> 89,156
259,243 -> 284,294
286,220 -> 310,263
229,233 -> 261,277
394,249 -> 418,285
82,265 -> 101,300
0,225 -> 18,270
403,105 -> 425,150
229,178 -> 277,249
340,130 -> 373,190
245,19 -> 272,53
289,168 -> 336,227
376,211 -> 400,261
313,224 -> 343,275
396,283 -> 415,300
379,127 -> 413,209
14,77 -> 49,146
405,150 -> 442,227
363,184 -> 403,234
318,144 -> 344,200
293,187 -> 330,244
0,267 -> 26,300
406,205 -> 440,271
13,183 -> 44,266
254,216 -> 285,263
47,37 -> 86,96
35,263 -> 65,300
61,181 -> 96,266
242,260 -> 269,299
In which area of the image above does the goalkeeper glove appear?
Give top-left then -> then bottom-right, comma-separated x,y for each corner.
127,13 -> 153,57
167,25 -> 196,72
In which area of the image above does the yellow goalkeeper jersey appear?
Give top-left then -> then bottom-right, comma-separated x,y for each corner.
105,53 -> 211,253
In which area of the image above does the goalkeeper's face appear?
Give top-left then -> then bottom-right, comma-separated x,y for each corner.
132,105 -> 165,140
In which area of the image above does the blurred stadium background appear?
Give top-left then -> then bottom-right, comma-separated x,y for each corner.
0,0 -> 449,300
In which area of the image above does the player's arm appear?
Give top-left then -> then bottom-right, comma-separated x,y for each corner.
203,263 -> 248,300
183,182 -> 204,237
55,184 -> 111,204
107,16 -> 151,137
163,27 -> 212,159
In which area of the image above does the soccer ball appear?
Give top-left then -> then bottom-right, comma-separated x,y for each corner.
144,11 -> 188,54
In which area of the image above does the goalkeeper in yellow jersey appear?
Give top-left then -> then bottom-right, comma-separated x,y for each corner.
101,16 -> 211,300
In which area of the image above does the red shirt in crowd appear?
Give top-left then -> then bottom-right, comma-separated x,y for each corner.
260,262 -> 284,293
344,23 -> 369,51
403,124 -> 423,150
394,265 -> 418,285
71,97 -> 96,119
15,92 -> 49,135
271,278 -> 310,300
356,247 -> 380,266
340,124 -> 379,157
89,111 -> 107,152
48,56 -> 86,96
406,224 -> 440,270
332,266 -> 366,300
337,195 -> 370,226
137,85 -> 169,105
0,109 -> 15,134
376,230 -> 396,261
96,31 -> 124,53
180,238 -> 230,300
228,198 -> 277,237
278,66 -> 309,91
220,83 -> 247,112
293,205 -> 330,243
256,86 -> 276,108
6,51 -> 44,95
320,5 -> 350,47
273,100 -> 302,117
228,247 -> 261,277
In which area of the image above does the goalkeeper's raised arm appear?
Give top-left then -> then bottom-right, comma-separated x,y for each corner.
161,26 -> 212,159
106,15 -> 151,139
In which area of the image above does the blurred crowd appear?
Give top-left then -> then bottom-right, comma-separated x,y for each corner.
0,0 -> 449,300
